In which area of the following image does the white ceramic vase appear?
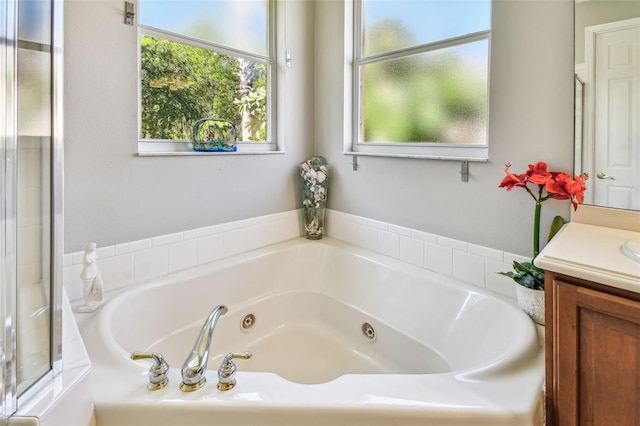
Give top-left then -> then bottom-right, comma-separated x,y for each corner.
515,285 -> 545,325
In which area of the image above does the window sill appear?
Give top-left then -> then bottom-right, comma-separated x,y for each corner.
344,140 -> 489,161
137,150 -> 285,157
344,151 -> 488,162
344,142 -> 489,162
137,140 -> 282,156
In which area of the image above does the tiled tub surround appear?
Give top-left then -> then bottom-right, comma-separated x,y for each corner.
63,210 -> 301,302
63,209 -> 528,304
325,210 -> 528,300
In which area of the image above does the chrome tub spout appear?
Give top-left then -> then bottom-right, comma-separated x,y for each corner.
180,304 -> 228,391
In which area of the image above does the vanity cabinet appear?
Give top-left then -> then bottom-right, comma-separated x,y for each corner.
545,271 -> 640,426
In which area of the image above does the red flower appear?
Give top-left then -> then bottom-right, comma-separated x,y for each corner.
499,161 -> 588,257
546,172 -> 589,210
499,164 -> 527,190
525,162 -> 553,185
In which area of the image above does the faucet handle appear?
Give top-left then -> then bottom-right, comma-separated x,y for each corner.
227,351 -> 252,361
217,352 -> 252,391
131,351 -> 170,390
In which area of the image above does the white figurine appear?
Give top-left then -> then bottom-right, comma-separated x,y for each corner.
76,242 -> 104,312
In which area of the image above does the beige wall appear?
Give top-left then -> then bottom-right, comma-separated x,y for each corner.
64,0 -> 314,252
575,0 -> 640,64
314,0 -> 575,257
66,0 -> 576,258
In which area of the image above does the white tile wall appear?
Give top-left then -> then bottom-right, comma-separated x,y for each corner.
63,210 -> 301,302
133,246 -> 168,283
63,208 -> 529,303
325,209 -> 532,300
425,243 -> 453,277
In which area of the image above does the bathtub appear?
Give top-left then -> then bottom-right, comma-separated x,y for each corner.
76,237 -> 544,426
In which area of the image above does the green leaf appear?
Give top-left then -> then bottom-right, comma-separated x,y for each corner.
548,215 -> 566,243
498,260 -> 545,290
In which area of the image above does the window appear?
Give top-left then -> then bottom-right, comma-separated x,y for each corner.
351,0 -> 491,160
138,0 -> 277,154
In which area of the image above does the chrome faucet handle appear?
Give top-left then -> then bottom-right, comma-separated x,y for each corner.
217,352 -> 252,391
131,351 -> 170,390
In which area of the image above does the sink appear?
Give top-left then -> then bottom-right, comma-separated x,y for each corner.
621,239 -> 640,263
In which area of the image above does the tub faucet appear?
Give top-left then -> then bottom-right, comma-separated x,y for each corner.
180,304 -> 228,392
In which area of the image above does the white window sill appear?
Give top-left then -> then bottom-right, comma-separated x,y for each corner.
344,151 -> 489,162
137,140 -> 282,156
343,143 -> 489,162
344,143 -> 489,162
138,150 -> 285,157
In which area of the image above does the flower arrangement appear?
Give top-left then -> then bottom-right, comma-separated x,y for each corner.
498,162 -> 588,290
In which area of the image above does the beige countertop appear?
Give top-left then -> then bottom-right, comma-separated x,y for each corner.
535,222 -> 640,294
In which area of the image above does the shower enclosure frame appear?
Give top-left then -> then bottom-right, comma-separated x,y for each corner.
1,0 -> 19,420
0,0 -> 63,422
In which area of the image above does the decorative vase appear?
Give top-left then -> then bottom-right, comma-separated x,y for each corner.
515,285 -> 545,325
299,156 -> 328,240
192,118 -> 237,152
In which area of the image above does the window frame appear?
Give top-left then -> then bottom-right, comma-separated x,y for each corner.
136,0 -> 282,156
348,0 -> 491,161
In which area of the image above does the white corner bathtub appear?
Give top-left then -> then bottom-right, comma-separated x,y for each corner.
76,237 -> 544,426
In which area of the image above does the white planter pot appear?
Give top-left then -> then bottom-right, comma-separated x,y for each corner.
515,285 -> 545,325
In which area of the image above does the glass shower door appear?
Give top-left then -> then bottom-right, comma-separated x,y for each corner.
15,0 -> 53,393
1,0 -> 62,421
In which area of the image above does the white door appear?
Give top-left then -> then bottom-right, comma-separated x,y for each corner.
593,20 -> 640,210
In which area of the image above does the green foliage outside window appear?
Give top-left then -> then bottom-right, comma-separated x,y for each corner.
234,86 -> 267,141
140,36 -> 267,142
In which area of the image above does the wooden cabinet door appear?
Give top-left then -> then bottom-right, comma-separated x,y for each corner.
551,279 -> 640,426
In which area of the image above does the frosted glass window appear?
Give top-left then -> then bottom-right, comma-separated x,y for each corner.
353,0 -> 491,158
361,40 -> 488,145
362,0 -> 491,57
139,0 -> 269,56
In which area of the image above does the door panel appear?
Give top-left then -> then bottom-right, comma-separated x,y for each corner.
594,23 -> 640,209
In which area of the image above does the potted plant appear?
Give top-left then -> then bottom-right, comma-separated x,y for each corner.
498,162 -> 588,324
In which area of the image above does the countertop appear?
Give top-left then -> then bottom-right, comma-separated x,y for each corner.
535,222 -> 640,294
